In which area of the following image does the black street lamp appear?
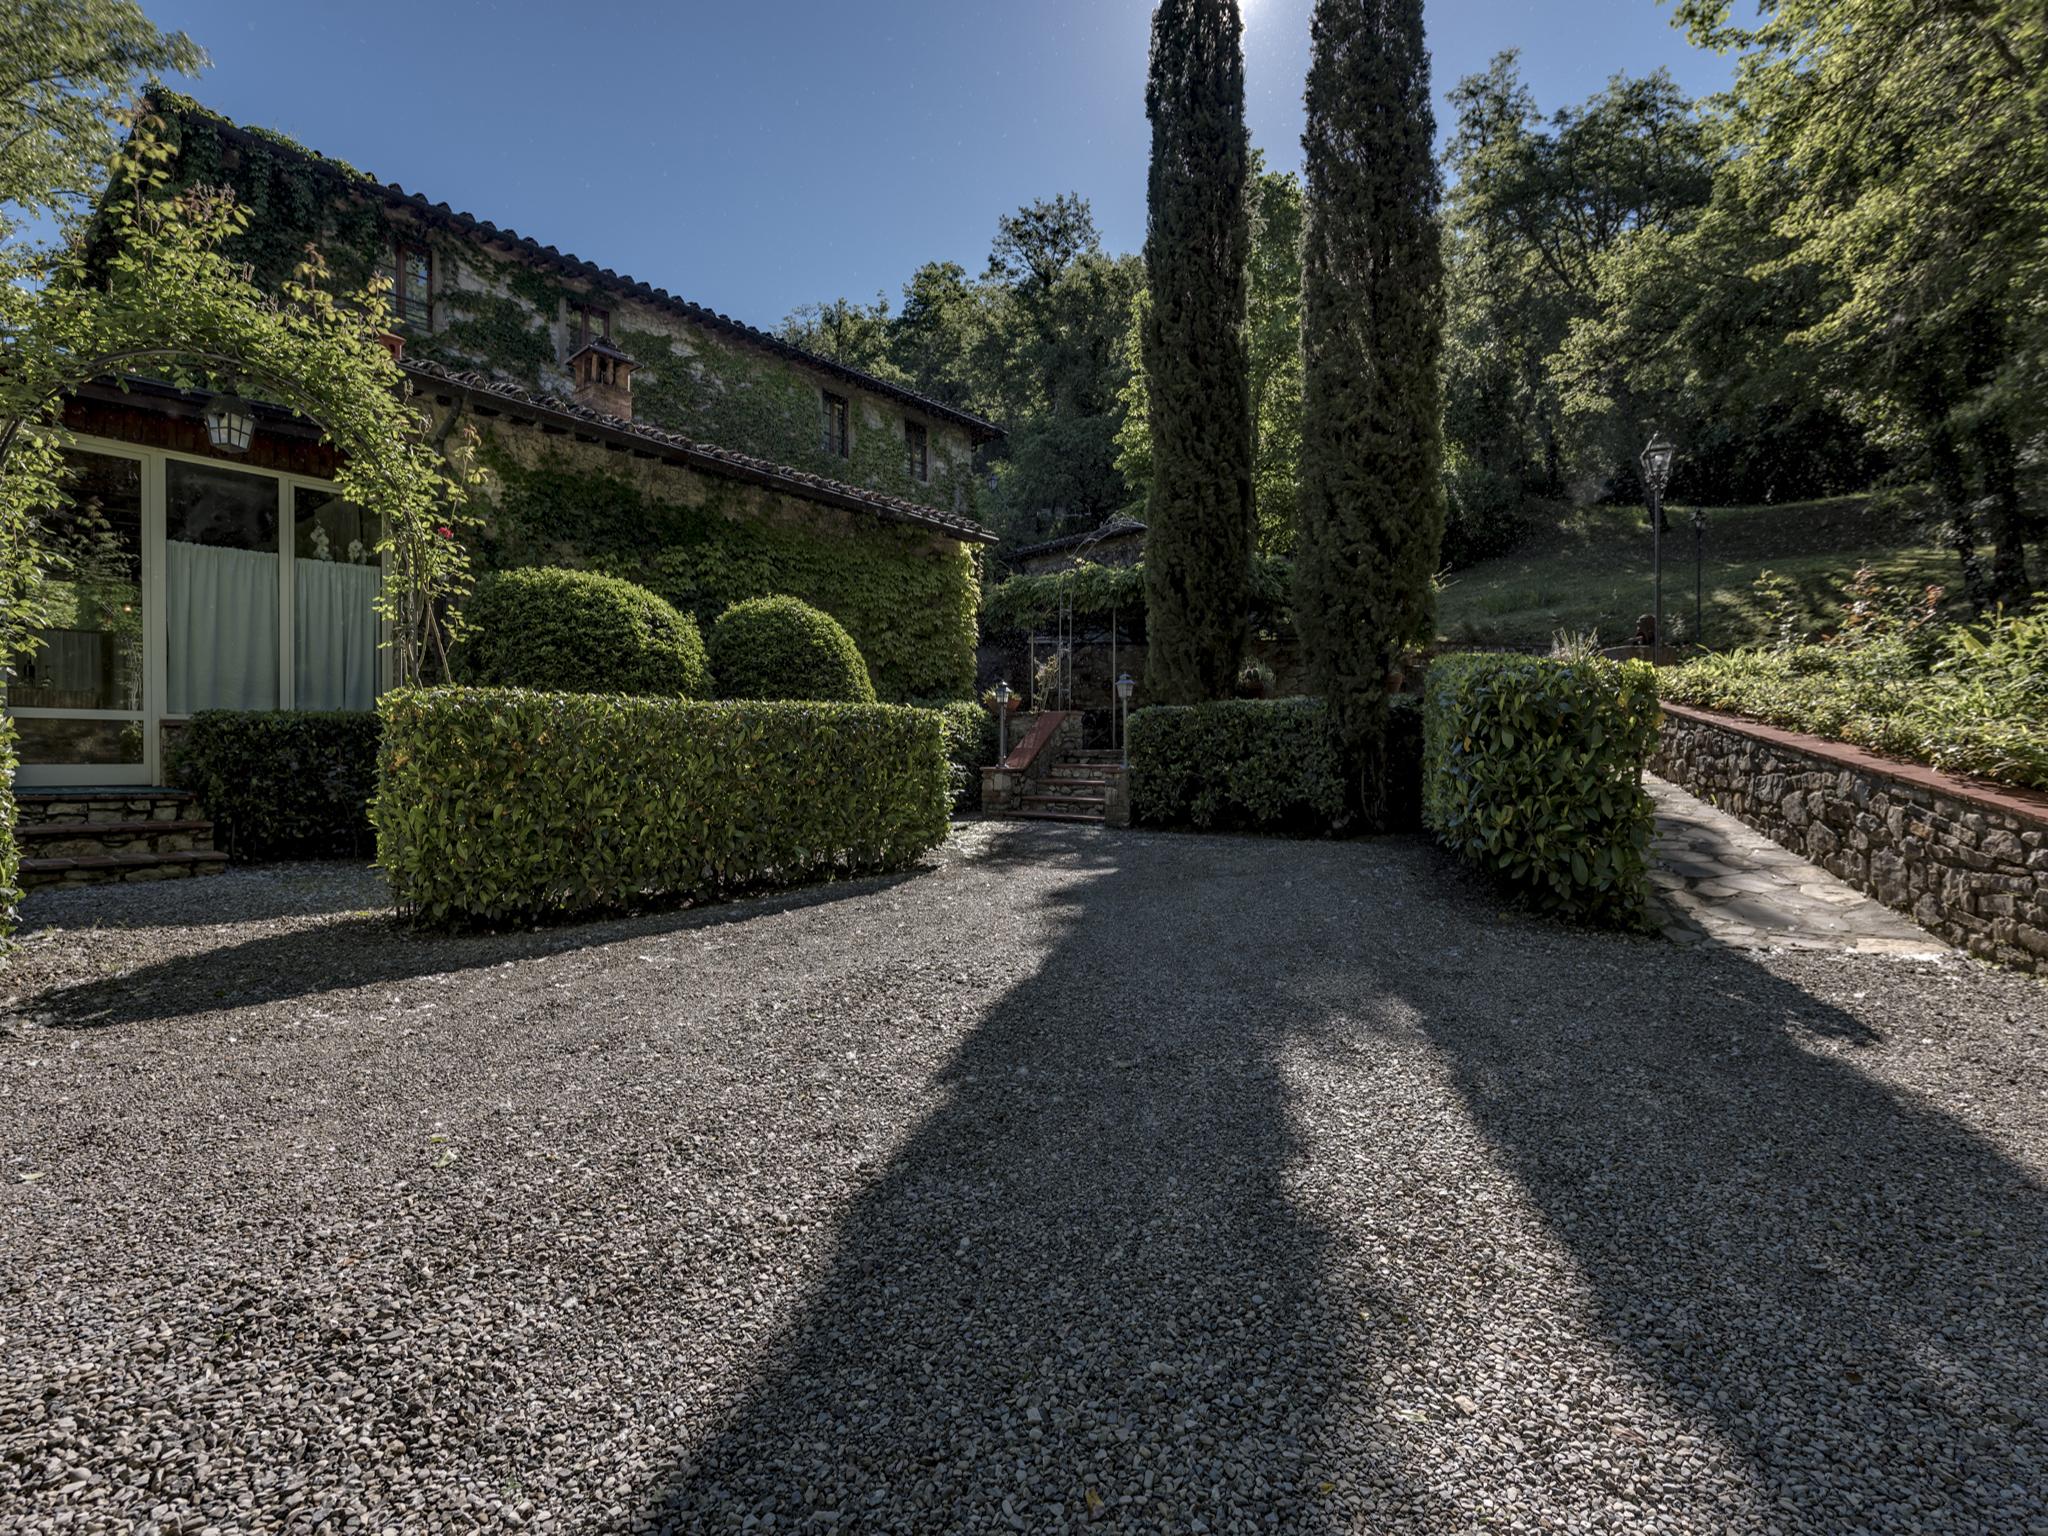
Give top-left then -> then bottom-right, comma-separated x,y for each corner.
1640,433 -> 1677,652
1116,673 -> 1136,767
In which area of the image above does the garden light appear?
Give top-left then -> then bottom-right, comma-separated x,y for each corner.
203,394 -> 256,454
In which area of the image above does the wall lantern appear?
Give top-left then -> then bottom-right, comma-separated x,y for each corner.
203,394 -> 256,454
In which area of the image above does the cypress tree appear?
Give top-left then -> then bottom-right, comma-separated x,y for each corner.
1141,0 -> 1254,705
1295,0 -> 1445,802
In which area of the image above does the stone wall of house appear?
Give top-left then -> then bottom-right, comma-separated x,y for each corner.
407,224 -> 982,518
1653,706 -> 2048,975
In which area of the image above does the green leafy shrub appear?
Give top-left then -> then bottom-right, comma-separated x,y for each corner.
458,566 -> 711,698
476,443 -> 977,702
1130,698 -> 1349,835
1662,599 -> 2048,790
709,595 -> 876,704
1422,653 -> 1661,926
0,713 -> 17,952
375,688 -> 948,925
924,698 -> 997,811
166,710 -> 381,861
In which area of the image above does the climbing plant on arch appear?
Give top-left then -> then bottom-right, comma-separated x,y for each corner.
0,122 -> 482,690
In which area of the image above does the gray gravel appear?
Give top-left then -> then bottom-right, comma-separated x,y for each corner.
1,825 -> 2043,1534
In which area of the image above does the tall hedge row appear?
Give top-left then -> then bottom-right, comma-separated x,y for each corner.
0,713 -> 18,952
166,710 -> 381,861
375,688 -> 950,926
1422,653 -> 1661,926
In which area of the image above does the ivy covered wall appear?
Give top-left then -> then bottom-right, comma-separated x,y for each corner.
465,419 -> 980,703
155,99 -> 983,518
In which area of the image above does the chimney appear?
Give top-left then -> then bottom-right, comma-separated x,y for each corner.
568,336 -> 636,421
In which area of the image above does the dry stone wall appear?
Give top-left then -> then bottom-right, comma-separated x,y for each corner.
1653,705 -> 2048,975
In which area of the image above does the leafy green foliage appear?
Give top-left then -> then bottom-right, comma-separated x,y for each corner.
1422,653 -> 1662,926
1680,0 -> 2045,603
476,443 -> 976,702
1296,0 -> 1446,770
981,553 -> 1291,636
925,698 -> 997,810
0,713 -> 17,952
458,566 -> 711,698
165,710 -> 380,861
0,4 -> 203,239
1662,601 -> 2048,790
374,688 -> 950,926
709,596 -> 876,704
1140,0 -> 1254,705
1129,698 -> 1351,835
1,120 -> 481,690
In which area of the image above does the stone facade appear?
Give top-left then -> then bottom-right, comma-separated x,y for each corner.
1653,705 -> 2048,976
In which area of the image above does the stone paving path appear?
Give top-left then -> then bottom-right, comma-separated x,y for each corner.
1647,774 -> 1953,958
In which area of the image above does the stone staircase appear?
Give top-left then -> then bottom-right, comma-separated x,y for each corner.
1010,750 -> 1123,825
13,788 -> 228,890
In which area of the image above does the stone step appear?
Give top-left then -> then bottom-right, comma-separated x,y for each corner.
21,849 -> 230,890
1036,778 -> 1111,795
1021,792 -> 1108,809
1004,808 -> 1106,825
15,819 -> 216,859
14,788 -> 201,828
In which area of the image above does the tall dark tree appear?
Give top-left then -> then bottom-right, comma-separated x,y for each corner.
1295,0 -> 1445,794
1140,0 -> 1254,705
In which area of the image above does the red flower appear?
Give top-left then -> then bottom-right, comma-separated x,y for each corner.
436,525 -> 453,539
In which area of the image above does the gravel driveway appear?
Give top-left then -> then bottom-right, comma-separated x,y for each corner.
2,825 -> 2043,1534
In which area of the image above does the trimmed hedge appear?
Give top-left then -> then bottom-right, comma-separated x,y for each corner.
1422,653 -> 1661,926
375,688 -> 949,925
709,595 -> 876,704
1130,698 -> 1350,835
0,713 -> 17,951
459,566 -> 712,698
166,710 -> 382,861
926,698 -> 997,811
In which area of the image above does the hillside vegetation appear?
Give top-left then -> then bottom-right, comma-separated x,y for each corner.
1436,497 -> 1972,652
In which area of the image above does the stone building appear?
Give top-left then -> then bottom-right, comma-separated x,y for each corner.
6,96 -> 1000,793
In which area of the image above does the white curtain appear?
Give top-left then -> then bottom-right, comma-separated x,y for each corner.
295,559 -> 381,712
166,540 -> 279,714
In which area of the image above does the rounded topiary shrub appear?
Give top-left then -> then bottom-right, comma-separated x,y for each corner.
708,595 -> 876,703
459,566 -> 711,698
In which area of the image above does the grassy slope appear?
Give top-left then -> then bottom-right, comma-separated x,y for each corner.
1436,496 -> 1970,652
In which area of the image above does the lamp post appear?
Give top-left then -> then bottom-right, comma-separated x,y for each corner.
994,680 -> 1012,762
1639,433 -> 1677,653
1691,504 -> 1707,649
1116,673 -> 1135,768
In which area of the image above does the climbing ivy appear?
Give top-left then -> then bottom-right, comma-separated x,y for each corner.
472,434 -> 979,702
984,554 -> 1293,635
150,95 -> 386,296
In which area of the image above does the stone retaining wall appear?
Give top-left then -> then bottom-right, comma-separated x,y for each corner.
1653,704 -> 2048,975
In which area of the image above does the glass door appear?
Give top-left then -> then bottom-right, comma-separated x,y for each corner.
6,449 -> 151,786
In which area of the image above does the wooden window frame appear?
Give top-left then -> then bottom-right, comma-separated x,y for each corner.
906,420 -> 929,483
391,242 -> 432,331
571,301 -> 610,346
822,391 -> 851,459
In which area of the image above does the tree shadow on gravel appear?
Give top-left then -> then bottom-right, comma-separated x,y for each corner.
1389,940 -> 2047,1528
638,828 -> 1414,1534
9,868 -> 932,1032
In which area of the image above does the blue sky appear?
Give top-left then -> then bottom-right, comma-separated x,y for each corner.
145,0 -> 1740,331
